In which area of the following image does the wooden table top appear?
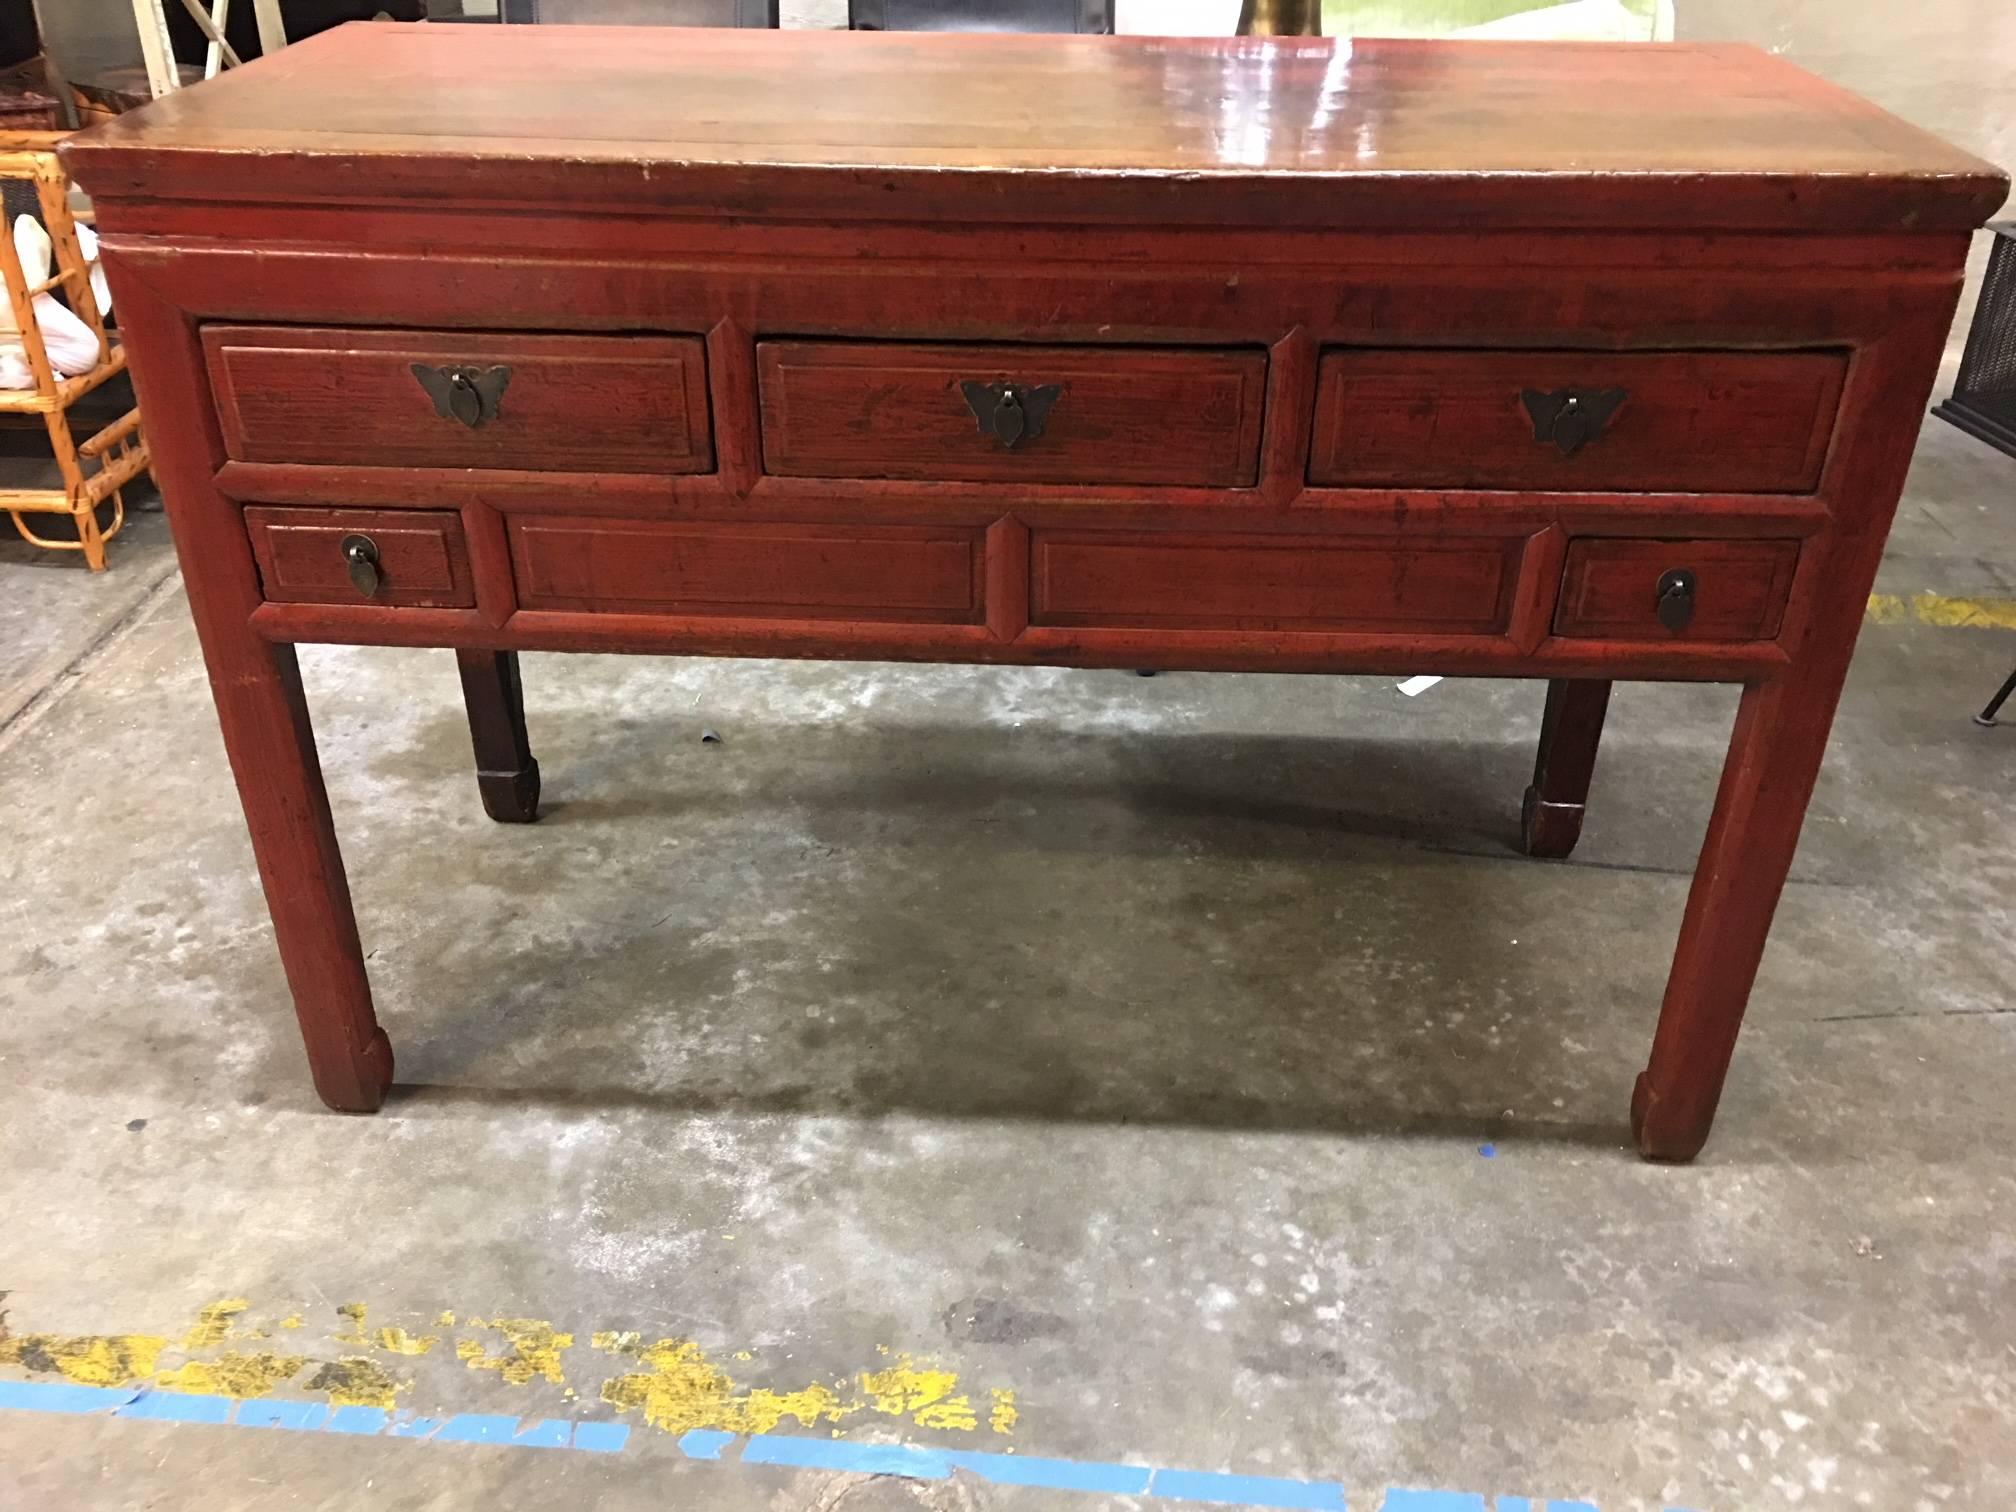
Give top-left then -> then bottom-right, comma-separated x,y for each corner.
66,23 -> 2007,232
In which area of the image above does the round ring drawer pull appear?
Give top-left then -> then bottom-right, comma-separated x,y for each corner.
342,533 -> 381,599
1655,567 -> 1697,633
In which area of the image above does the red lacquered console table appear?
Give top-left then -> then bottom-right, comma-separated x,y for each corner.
66,24 -> 2008,1159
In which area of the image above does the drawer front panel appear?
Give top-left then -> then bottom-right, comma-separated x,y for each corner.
246,506 -> 474,608
205,326 -> 713,473
509,518 -> 983,622
1555,538 -> 1800,642
758,340 -> 1268,486
1309,350 -> 1846,493
1031,530 -> 1522,633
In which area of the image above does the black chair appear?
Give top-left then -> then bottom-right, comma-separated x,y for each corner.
428,0 -> 779,24
849,0 -> 1113,33
1931,222 -> 2016,725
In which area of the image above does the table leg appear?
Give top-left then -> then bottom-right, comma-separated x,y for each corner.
1633,676 -> 1837,1161
1521,678 -> 1611,859
456,649 -> 540,823
213,641 -> 393,1111
106,268 -> 390,1112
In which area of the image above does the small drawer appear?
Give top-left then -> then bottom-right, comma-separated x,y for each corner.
1309,349 -> 1846,493
204,326 -> 713,474
1031,530 -> 1523,634
509,517 -> 984,623
246,506 -> 475,608
757,340 -> 1268,487
1554,538 -> 1800,642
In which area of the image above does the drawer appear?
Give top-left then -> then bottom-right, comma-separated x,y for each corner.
757,340 -> 1268,486
1031,530 -> 1522,633
1309,350 -> 1846,493
246,506 -> 474,608
204,326 -> 713,474
509,517 -> 983,623
1554,538 -> 1800,642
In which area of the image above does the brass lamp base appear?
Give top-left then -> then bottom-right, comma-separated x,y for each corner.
1236,0 -> 1321,36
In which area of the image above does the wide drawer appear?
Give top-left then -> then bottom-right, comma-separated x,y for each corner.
1554,538 -> 1800,642
204,326 -> 713,473
757,340 -> 1268,486
1309,350 -> 1846,493
245,506 -> 474,608
1031,530 -> 1522,633
509,517 -> 984,622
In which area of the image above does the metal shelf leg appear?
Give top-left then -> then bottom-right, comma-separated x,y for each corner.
1975,665 -> 2016,727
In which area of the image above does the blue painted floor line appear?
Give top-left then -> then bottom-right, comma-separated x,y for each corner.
0,1377 -> 1702,1511
0,1377 -> 624,1455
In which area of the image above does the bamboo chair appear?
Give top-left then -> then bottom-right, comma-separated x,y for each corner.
0,131 -> 149,572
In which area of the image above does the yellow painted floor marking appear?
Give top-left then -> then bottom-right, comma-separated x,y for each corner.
155,1352 -> 306,1397
594,1336 -> 1015,1438
181,1299 -> 249,1350
305,1356 -> 409,1409
456,1318 -> 573,1386
333,1302 -> 371,1346
0,1332 -> 167,1387
1868,591 -> 2016,629
0,1298 -> 1018,1436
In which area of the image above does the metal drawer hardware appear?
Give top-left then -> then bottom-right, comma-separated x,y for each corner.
341,533 -> 381,599
960,380 -> 1063,449
410,362 -> 511,430
1521,386 -> 1627,456
1656,567 -> 1697,633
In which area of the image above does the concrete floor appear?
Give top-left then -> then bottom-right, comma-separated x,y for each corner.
6,424 -> 2015,1512
5,9 -> 2016,1512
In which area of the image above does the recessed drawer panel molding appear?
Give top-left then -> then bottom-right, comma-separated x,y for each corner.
1031,530 -> 1524,634
757,340 -> 1268,486
509,518 -> 984,623
1309,349 -> 1847,493
1554,538 -> 1800,642
204,327 -> 714,474
245,506 -> 475,608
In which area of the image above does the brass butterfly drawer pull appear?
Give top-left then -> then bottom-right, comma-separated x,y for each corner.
960,380 -> 1063,450
1521,386 -> 1627,456
412,362 -> 511,430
